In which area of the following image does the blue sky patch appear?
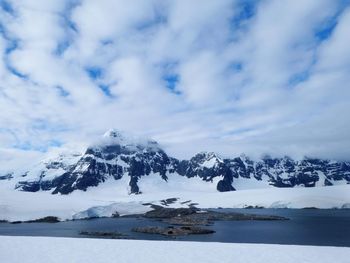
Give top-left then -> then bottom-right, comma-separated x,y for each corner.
4,39 -> 18,54
231,0 -> 259,29
314,0 -> 350,42
54,40 -> 70,56
98,84 -> 113,97
288,71 -> 310,87
85,66 -> 104,80
314,18 -> 338,41
228,62 -> 243,72
7,65 -> 29,80
0,0 -> 14,15
136,14 -> 166,31
163,74 -> 180,94
13,139 -> 62,152
85,67 -> 114,97
56,86 -> 70,97
225,127 -> 253,136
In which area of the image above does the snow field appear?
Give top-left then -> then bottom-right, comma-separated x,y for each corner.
0,236 -> 349,263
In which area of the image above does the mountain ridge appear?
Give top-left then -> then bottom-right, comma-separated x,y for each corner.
1,129 -> 349,195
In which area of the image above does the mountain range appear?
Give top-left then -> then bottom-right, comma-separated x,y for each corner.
1,129 -> 349,195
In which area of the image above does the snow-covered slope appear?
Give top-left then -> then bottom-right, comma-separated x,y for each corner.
1,182 -> 349,221
1,236 -> 349,263
1,129 -> 350,195
12,151 -> 82,191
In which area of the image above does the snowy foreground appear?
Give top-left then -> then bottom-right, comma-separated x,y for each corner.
0,236 -> 349,263
1,183 -> 350,221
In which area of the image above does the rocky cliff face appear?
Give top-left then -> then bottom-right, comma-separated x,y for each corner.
11,130 -> 350,195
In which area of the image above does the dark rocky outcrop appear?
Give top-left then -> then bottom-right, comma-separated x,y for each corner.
144,207 -> 198,219
132,226 -> 215,236
0,173 -> 13,180
26,216 -> 60,223
143,207 -> 288,226
9,216 -> 60,224
134,207 -> 287,236
79,231 -> 129,239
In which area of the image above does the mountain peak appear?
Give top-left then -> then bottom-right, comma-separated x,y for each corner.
103,129 -> 125,138
98,129 -> 160,151
103,129 -> 128,140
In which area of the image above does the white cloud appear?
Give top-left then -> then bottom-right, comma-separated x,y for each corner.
316,8 -> 350,71
0,0 -> 349,168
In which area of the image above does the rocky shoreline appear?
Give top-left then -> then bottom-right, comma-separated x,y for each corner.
1,206 -> 289,238
132,226 -> 215,236
129,206 -> 288,237
73,206 -> 289,238
9,216 -> 61,224
144,206 -> 288,226
79,231 -> 130,239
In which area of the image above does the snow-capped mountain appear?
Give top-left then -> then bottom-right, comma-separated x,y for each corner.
3,129 -> 350,195
14,151 -> 82,192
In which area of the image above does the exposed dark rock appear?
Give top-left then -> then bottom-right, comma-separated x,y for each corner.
341,203 -> 350,209
244,205 -> 265,209
79,231 -> 129,239
165,210 -> 288,224
16,181 -> 41,192
142,202 -> 154,206
160,198 -> 179,206
112,212 -> 120,218
217,178 -> 234,192
0,173 -> 13,180
165,217 -> 212,226
9,216 -> 60,224
144,207 -> 198,219
132,226 -> 215,236
198,211 -> 288,221
26,216 -> 61,223
144,207 -> 288,224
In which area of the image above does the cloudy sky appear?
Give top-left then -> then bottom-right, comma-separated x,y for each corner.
0,0 -> 350,167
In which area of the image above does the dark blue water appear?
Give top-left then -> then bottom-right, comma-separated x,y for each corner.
0,209 -> 349,247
